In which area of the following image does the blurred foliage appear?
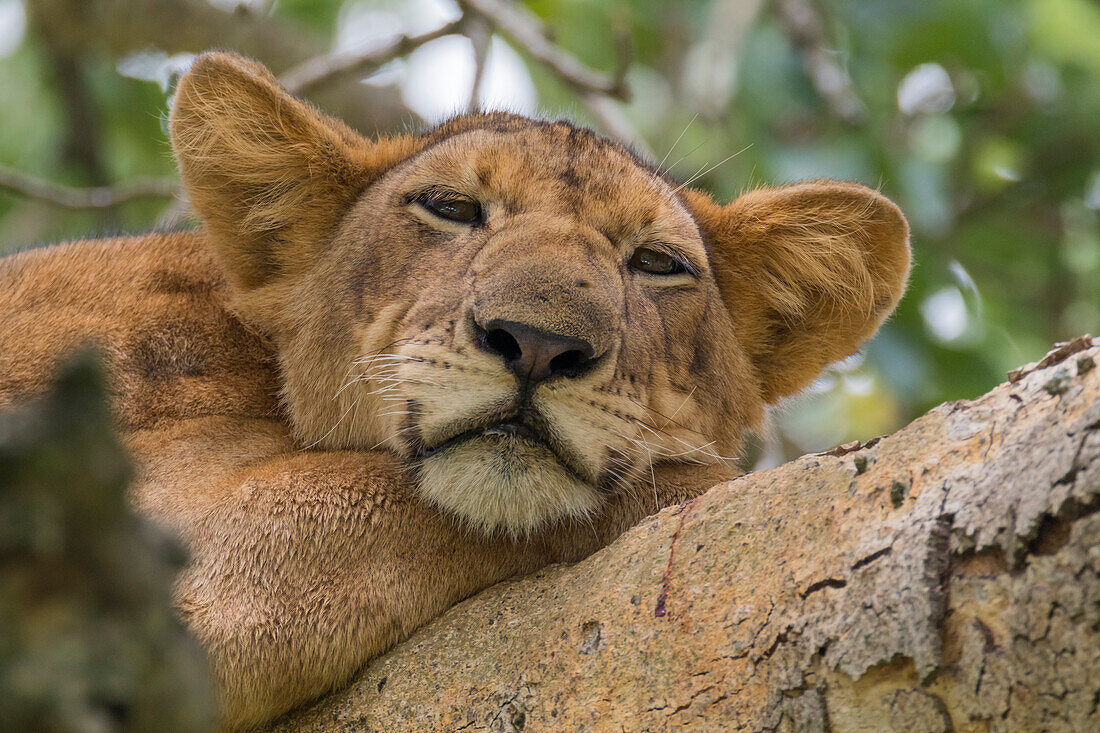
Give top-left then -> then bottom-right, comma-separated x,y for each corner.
0,0 -> 1097,461
0,351 -> 214,732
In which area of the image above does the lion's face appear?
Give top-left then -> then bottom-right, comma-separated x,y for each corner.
171,53 -> 911,534
300,123 -> 753,532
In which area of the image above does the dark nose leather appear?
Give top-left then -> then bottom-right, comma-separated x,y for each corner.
475,318 -> 601,383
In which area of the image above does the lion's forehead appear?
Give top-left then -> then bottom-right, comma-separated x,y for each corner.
409,123 -> 694,240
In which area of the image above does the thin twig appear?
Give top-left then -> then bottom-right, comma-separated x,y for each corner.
281,19 -> 465,94
458,0 -> 629,100
466,17 -> 492,113
775,0 -> 866,125
0,165 -> 179,210
457,0 -> 647,155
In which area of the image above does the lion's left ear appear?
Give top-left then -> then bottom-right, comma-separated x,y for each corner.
683,181 -> 911,403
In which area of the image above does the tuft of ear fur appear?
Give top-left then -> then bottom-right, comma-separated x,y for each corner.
169,51 -> 419,291
683,181 -> 911,403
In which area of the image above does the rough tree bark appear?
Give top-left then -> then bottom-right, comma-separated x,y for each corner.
274,337 -> 1100,732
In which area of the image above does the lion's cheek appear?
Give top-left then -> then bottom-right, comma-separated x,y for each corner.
535,393 -> 631,477
416,438 -> 601,536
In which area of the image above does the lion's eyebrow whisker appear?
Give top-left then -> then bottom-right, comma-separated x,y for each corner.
661,141 -> 706,180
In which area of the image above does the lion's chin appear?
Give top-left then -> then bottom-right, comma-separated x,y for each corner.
415,435 -> 601,536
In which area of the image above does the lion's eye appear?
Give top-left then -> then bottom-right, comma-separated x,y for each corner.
415,193 -> 482,224
629,247 -> 687,276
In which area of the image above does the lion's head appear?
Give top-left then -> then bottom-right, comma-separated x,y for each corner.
170,53 -> 910,534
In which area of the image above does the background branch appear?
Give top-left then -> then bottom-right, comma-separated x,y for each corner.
25,0 -> 408,136
458,0 -> 648,154
281,19 -> 465,95
775,0 -> 867,125
4,1 -> 651,213
0,165 -> 178,210
459,0 -> 629,100
466,17 -> 492,113
25,0 -> 317,71
284,1 -> 647,153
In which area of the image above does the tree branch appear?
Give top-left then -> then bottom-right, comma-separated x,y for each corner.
457,0 -> 649,155
0,165 -> 178,209
25,0 -> 317,72
465,17 -> 492,113
284,1 -> 648,154
280,20 -> 465,95
11,0 -> 652,215
458,0 -> 629,101
276,338 -> 1100,731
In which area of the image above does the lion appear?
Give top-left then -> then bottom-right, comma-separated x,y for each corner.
0,52 -> 910,730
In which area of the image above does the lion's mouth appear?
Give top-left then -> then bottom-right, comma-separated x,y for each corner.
416,414 -> 548,458
413,407 -> 593,482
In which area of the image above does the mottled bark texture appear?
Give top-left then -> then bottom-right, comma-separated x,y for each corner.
275,337 -> 1100,732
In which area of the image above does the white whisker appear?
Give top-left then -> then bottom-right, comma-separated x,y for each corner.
354,354 -> 423,365
671,144 -> 753,194
300,396 -> 361,451
656,113 -> 698,174
370,424 -> 417,451
663,386 -> 696,427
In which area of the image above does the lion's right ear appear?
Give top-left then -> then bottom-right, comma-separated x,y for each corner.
683,181 -> 910,404
170,52 -> 418,291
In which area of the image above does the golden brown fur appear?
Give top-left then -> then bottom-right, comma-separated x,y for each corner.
0,52 -> 910,729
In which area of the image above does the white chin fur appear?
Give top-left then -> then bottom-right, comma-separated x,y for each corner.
416,436 -> 601,536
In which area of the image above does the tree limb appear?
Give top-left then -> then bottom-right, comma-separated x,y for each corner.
275,338 -> 1100,731
457,0 -> 649,155
24,0 -> 410,136
12,0 -> 653,214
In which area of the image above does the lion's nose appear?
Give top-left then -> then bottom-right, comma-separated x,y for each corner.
475,319 -> 601,383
